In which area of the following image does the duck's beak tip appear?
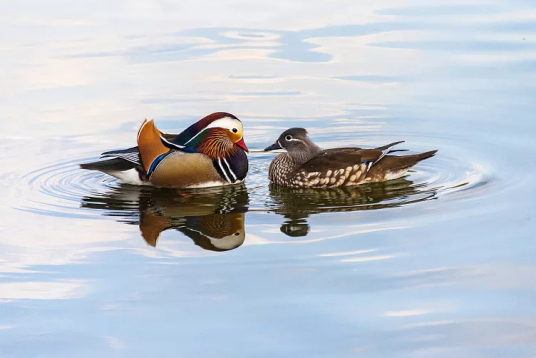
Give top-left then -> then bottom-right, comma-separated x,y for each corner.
236,138 -> 249,153
264,141 -> 282,151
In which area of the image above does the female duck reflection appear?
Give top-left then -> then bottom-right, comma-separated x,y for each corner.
269,177 -> 437,237
81,184 -> 249,252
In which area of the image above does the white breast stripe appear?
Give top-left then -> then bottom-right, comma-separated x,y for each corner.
222,158 -> 237,181
218,158 -> 231,183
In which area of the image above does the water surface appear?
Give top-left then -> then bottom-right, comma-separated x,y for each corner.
1,0 -> 536,357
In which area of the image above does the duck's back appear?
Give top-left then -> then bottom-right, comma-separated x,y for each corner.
270,147 -> 437,188
293,149 -> 370,188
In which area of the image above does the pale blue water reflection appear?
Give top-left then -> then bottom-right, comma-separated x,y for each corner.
1,0 -> 536,357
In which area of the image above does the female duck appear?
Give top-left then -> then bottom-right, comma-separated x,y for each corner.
81,112 -> 249,188
265,128 -> 436,188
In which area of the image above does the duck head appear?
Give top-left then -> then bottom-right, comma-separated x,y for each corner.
164,112 -> 248,153
265,127 -> 322,164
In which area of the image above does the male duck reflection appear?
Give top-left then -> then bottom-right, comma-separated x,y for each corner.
81,112 -> 249,188
81,184 -> 249,252
265,128 -> 437,188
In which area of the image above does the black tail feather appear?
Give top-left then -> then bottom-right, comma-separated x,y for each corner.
80,158 -> 138,172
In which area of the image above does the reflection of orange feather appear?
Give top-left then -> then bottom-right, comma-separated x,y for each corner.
139,209 -> 171,246
137,120 -> 169,174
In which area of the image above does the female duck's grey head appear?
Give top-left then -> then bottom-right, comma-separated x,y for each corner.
264,128 -> 322,164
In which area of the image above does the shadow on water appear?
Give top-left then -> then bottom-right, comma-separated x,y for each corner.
80,175 -> 436,249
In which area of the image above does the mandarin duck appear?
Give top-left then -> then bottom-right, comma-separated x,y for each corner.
265,128 -> 437,188
81,112 -> 249,188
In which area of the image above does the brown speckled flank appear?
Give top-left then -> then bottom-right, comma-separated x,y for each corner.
265,128 -> 437,188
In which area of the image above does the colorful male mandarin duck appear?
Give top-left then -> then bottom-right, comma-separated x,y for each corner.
80,112 -> 249,188
265,128 -> 437,188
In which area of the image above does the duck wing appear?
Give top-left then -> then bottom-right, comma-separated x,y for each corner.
291,149 -> 365,187
100,133 -> 178,165
101,146 -> 141,165
293,142 -> 406,187
299,144 -> 398,174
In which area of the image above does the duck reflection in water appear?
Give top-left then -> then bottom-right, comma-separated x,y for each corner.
81,184 -> 249,252
269,177 -> 437,237
81,175 -> 435,244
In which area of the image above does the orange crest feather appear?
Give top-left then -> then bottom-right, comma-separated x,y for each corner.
137,119 -> 169,174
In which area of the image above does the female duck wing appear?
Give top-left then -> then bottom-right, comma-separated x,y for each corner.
294,142 -> 406,187
293,150 -> 366,187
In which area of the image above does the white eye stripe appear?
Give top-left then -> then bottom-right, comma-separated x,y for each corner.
286,138 -> 304,142
184,117 -> 242,145
207,117 -> 242,131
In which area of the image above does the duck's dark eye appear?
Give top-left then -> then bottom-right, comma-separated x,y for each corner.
285,135 -> 292,141
234,232 -> 240,236
232,128 -> 238,133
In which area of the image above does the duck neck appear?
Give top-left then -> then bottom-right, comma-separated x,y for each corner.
288,143 -> 322,165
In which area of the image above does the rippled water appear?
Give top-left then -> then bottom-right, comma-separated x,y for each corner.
1,1 -> 536,357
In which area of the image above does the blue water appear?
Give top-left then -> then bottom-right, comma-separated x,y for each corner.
1,1 -> 536,357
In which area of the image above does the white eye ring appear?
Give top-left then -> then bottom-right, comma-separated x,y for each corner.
232,128 -> 238,133
285,135 -> 292,141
